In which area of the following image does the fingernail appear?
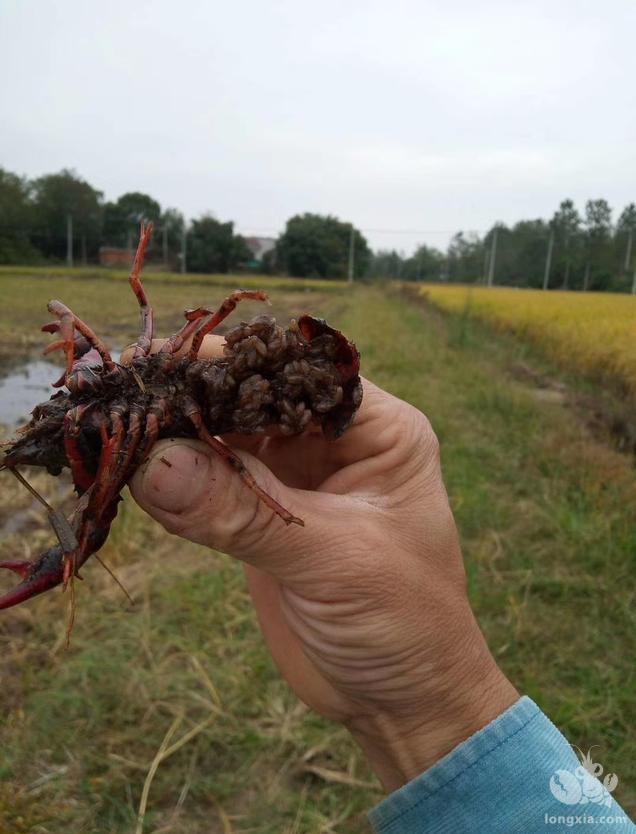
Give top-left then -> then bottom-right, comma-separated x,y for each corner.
141,444 -> 211,513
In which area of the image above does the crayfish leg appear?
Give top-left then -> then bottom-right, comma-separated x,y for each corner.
158,290 -> 269,361
46,300 -> 116,374
64,407 -> 97,494
185,404 -> 303,526
0,406 -> 138,618
128,222 -> 155,359
187,290 -> 270,361
42,304 -> 75,386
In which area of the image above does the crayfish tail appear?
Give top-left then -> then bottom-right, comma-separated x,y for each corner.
0,546 -> 64,610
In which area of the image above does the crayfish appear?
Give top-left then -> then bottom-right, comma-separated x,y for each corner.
0,223 -> 362,618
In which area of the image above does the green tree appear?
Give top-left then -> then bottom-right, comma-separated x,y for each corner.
158,207 -> 185,268
277,214 -> 370,279
401,244 -> 444,281
615,203 -> 636,278
368,249 -> 406,281
483,224 -> 515,285
103,191 -> 162,247
0,168 -> 40,263
447,231 -> 485,283
584,199 -> 613,290
259,247 -> 278,275
551,199 -> 582,288
117,192 -> 161,223
103,202 -> 123,245
32,169 -> 103,261
506,219 -> 550,288
616,202 -> 636,233
187,214 -> 250,274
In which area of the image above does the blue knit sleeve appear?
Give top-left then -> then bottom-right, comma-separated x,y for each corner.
369,697 -> 635,834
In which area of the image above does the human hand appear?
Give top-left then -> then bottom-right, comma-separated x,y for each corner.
126,336 -> 518,791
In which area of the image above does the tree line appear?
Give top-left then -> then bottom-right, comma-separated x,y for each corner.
0,166 -> 370,278
370,199 -> 636,292
0,167 -> 251,273
1,165 -> 635,289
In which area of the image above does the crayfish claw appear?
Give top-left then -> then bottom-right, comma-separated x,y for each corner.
0,560 -> 33,579
0,546 -> 64,610
41,321 -> 60,334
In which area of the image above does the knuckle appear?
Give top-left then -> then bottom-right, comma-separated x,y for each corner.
230,499 -> 281,553
198,470 -> 287,557
158,513 -> 190,538
423,420 -> 440,461
411,404 -> 435,438
393,400 -> 440,462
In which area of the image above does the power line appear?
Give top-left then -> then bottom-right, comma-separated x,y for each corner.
235,226 -> 490,236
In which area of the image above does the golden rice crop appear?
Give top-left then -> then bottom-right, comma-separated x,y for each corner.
420,285 -> 636,395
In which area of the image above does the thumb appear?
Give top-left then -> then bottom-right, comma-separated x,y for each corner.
129,438 -> 359,582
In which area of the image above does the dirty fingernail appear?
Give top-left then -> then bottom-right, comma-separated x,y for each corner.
141,444 -> 211,513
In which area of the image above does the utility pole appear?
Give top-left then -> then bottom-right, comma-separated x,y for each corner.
181,226 -> 187,274
625,229 -> 633,272
66,214 -> 73,268
81,234 -> 87,267
482,246 -> 490,284
487,227 -> 498,287
632,258 -> 636,295
543,230 -> 554,290
162,225 -> 169,269
347,225 -> 355,283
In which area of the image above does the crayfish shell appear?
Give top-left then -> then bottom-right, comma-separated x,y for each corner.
297,315 -> 362,439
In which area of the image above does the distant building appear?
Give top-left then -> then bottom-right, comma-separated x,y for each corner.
99,246 -> 133,267
245,236 -> 276,268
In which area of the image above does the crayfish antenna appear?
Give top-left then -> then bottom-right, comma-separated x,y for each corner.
95,555 -> 135,605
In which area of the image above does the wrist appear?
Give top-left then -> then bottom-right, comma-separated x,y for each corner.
347,634 -> 519,792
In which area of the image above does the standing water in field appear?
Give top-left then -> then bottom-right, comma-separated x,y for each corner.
0,359 -> 63,426
0,352 -> 121,426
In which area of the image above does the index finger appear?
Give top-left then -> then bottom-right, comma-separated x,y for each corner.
120,334 -> 226,365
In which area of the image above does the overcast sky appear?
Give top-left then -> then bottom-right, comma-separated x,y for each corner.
1,0 -> 635,253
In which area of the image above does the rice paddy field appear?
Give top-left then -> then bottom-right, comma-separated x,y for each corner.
0,269 -> 634,833
421,284 -> 636,399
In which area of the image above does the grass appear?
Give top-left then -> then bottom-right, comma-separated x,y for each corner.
0,264 -> 345,294
0,269 -> 343,365
0,274 -> 634,832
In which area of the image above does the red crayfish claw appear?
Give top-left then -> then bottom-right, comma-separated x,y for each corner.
0,545 -> 67,610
